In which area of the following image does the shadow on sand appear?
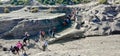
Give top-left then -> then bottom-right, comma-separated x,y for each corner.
50,36 -> 86,45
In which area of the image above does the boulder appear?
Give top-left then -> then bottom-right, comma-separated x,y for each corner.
111,20 -> 120,34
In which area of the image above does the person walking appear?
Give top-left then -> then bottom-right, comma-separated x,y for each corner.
40,31 -> 45,40
16,41 -> 25,53
42,40 -> 48,51
48,29 -> 52,38
52,27 -> 56,37
23,32 -> 30,45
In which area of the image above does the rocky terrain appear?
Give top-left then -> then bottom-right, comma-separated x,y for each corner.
0,1 -> 120,39
79,4 -> 120,36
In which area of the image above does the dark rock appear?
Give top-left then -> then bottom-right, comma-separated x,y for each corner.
3,47 -> 8,51
0,15 -> 67,39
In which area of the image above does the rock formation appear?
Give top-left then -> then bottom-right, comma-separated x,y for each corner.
0,7 -> 66,39
79,4 -> 120,36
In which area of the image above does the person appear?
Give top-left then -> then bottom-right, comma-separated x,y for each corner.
42,40 -> 48,51
40,31 -> 45,40
16,41 -> 25,53
48,29 -> 52,38
10,46 -> 16,54
14,46 -> 20,55
9,45 -> 21,55
65,18 -> 71,24
23,32 -> 30,45
52,27 -> 56,37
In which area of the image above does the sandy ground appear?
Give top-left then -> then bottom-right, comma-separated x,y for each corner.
0,35 -> 120,56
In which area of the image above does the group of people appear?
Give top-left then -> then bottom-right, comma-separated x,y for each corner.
7,17 -> 72,56
10,41 -> 26,55
38,28 -> 57,51
9,29 -> 53,56
9,32 -> 30,56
